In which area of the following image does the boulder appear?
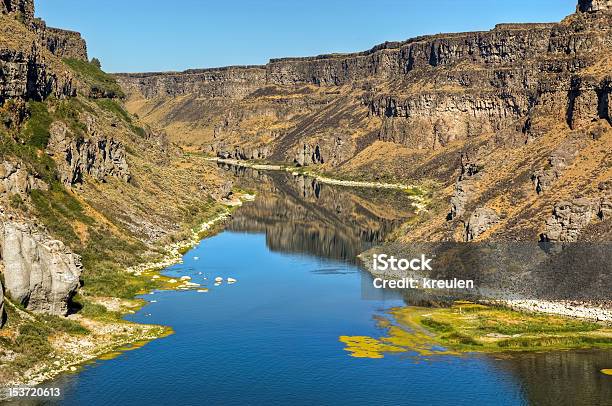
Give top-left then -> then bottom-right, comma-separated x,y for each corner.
0,221 -> 82,315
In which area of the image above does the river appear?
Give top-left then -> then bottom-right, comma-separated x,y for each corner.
26,168 -> 612,405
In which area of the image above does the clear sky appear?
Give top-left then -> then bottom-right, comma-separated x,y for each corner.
36,0 -> 576,73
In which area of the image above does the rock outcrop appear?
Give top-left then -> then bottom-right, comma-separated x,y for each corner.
294,143 -> 324,166
449,154 -> 483,220
0,160 -> 47,197
0,278 -> 4,327
465,208 -> 500,241
34,22 -> 88,61
47,120 -> 131,185
0,220 -> 82,315
540,199 -> 600,242
0,42 -> 76,102
578,0 -> 612,12
0,0 -> 34,21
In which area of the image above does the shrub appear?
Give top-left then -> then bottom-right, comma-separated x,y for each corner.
23,101 -> 52,148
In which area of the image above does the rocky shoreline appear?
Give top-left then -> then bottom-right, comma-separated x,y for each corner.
0,206 -> 242,396
208,157 -> 416,189
359,250 -> 612,324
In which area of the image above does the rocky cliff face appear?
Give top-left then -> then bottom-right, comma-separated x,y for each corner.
47,119 -> 131,186
117,1 -> 612,243
116,3 -> 611,159
0,0 -> 88,104
0,0 -> 34,21
579,0 -> 612,12
0,277 -> 5,327
34,22 -> 88,61
0,219 -> 82,315
0,160 -> 47,196
0,18 -> 76,103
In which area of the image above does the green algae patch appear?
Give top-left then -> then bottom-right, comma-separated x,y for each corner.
339,336 -> 406,359
339,303 -> 612,359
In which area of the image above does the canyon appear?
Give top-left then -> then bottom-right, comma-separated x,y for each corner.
0,0 -> 611,390
117,0 -> 612,244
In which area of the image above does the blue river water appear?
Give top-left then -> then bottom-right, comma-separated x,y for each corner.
50,232 -> 527,406
30,170 -> 612,405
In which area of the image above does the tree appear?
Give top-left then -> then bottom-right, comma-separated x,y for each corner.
91,58 -> 102,69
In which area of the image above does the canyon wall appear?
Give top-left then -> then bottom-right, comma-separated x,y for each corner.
117,1 -> 612,243
116,5 -> 612,161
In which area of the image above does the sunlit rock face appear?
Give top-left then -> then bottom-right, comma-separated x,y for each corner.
578,0 -> 612,12
0,221 -> 82,316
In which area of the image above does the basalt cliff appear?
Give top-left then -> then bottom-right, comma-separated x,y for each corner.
117,0 -> 612,244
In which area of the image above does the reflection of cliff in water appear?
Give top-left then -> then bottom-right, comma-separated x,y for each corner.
219,165 -> 415,262
497,350 -> 612,406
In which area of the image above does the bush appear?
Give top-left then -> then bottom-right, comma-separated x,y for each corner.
14,323 -> 53,358
41,315 -> 89,335
23,101 -> 52,149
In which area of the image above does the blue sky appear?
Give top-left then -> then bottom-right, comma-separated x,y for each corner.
36,0 -> 576,73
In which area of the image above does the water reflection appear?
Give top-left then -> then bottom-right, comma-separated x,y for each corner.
220,164 -> 416,262
500,350 -> 612,406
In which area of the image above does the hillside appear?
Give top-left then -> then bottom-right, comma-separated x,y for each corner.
116,0 -> 612,243
0,0 -> 231,385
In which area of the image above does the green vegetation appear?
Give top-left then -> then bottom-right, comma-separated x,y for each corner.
5,307 -> 89,372
22,101 -> 52,149
55,98 -> 90,137
95,98 -> 147,137
29,184 -> 155,298
339,302 -> 612,358
95,98 -> 132,123
420,317 -> 453,333
9,193 -> 25,210
73,295 -> 123,321
63,58 -> 125,98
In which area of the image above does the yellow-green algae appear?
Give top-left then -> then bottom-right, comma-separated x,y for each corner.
96,328 -> 174,362
601,369 -> 612,376
339,302 -> 612,359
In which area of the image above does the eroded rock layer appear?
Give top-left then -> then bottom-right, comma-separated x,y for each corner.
0,220 -> 82,315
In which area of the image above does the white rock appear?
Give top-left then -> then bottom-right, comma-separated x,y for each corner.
197,289 -> 209,293
214,282 -> 221,287
180,276 -> 191,280
227,278 -> 237,284
214,277 -> 223,283
152,275 -> 160,279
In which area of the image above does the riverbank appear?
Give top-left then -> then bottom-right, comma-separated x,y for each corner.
208,157 -> 429,211
340,302 -> 612,359
0,197 -> 251,394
